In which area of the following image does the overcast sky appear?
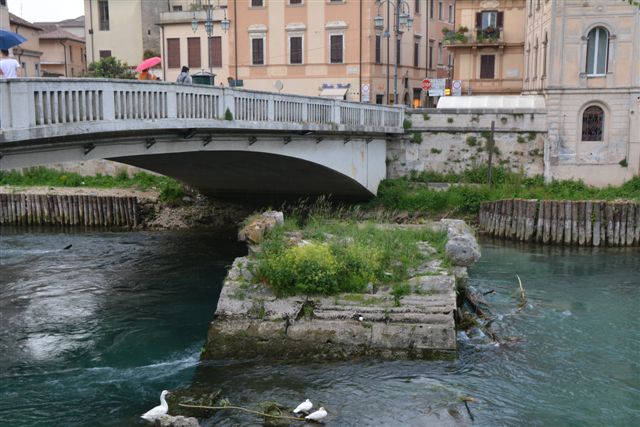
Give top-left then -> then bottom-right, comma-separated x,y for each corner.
9,0 -> 84,23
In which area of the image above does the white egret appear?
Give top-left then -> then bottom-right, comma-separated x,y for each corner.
293,398 -> 313,414
305,406 -> 327,422
141,390 -> 169,422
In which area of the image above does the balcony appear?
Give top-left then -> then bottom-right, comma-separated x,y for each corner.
443,26 -> 504,48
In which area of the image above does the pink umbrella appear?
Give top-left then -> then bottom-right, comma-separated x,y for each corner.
135,57 -> 162,72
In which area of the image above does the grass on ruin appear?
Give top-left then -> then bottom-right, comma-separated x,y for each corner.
371,166 -> 640,216
0,166 -> 185,202
253,208 -> 448,297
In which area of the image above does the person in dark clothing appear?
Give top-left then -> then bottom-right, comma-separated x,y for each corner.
176,66 -> 192,84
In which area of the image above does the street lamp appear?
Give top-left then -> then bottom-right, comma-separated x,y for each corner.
374,0 -> 413,104
192,0 -> 230,76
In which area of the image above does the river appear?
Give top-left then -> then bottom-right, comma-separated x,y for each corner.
0,230 -> 638,426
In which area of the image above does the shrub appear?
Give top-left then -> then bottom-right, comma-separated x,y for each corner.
403,118 -> 412,130
466,136 -> 477,147
224,108 -> 234,120
411,132 -> 423,144
87,56 -> 135,79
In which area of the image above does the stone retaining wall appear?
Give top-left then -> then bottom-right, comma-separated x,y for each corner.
479,199 -> 640,246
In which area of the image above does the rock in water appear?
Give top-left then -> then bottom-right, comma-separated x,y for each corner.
155,415 -> 200,427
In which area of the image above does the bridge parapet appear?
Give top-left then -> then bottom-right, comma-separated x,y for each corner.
0,79 -> 404,143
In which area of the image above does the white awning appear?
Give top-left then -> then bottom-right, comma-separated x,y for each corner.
319,87 -> 348,100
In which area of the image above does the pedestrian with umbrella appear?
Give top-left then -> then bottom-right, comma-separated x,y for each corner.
0,29 -> 27,79
136,56 -> 162,81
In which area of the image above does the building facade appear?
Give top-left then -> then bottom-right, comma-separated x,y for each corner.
9,13 -> 43,77
525,0 -> 639,185
447,0 -> 525,95
84,0 -> 166,69
38,28 -> 86,77
228,0 -> 454,105
159,0 -> 232,84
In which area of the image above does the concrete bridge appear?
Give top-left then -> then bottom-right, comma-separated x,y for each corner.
0,79 -> 404,199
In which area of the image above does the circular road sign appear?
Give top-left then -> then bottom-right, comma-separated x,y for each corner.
421,79 -> 432,91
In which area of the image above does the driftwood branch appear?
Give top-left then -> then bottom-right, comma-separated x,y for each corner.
178,403 -> 305,421
516,274 -> 527,309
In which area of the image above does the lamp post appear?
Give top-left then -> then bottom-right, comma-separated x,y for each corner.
374,0 -> 413,104
192,0 -> 230,77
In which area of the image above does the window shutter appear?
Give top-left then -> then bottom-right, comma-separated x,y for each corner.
252,38 -> 264,65
167,38 -> 180,68
187,37 -> 201,68
476,12 -> 482,28
210,36 -> 222,68
480,55 -> 495,79
497,12 -> 504,28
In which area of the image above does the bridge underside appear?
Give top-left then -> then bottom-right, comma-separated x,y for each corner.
111,151 -> 371,200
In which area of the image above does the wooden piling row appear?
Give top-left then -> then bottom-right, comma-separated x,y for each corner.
0,194 -> 138,227
479,199 -> 639,246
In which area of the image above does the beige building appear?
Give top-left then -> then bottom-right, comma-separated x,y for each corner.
228,0 -> 454,105
38,28 -> 86,77
447,0 -> 525,95
524,0 -> 639,185
0,0 -> 8,29
9,13 -> 43,77
84,0 -> 166,70
159,0 -> 232,84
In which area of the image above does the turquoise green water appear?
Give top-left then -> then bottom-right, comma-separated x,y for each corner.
0,231 -> 638,426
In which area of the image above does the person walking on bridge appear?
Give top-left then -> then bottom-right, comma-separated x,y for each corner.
176,66 -> 192,84
0,49 -> 21,78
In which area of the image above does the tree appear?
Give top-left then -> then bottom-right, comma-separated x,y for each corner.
87,56 -> 136,79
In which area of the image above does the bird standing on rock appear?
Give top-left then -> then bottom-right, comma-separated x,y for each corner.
293,398 -> 313,414
305,407 -> 327,422
141,390 -> 169,422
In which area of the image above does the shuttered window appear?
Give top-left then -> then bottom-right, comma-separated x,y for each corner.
330,34 -> 343,63
210,36 -> 222,68
188,37 -> 201,68
375,35 -> 381,64
252,38 -> 264,65
167,38 -> 180,69
290,36 -> 302,64
480,55 -> 495,79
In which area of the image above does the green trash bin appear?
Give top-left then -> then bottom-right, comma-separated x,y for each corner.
192,71 -> 216,86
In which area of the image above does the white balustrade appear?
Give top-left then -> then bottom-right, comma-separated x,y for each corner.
0,78 -> 404,140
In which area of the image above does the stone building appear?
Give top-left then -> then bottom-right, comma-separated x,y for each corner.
446,0 -> 526,95
524,0 -> 639,185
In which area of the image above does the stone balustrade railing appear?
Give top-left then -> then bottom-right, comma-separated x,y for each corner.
0,79 -> 404,141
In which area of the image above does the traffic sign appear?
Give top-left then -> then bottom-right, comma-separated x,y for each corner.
421,79 -> 432,91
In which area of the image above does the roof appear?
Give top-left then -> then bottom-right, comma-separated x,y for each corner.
436,95 -> 546,110
35,16 -> 85,30
9,13 -> 44,31
39,28 -> 85,43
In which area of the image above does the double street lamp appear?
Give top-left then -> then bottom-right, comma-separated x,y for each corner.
374,0 -> 413,104
191,0 -> 230,76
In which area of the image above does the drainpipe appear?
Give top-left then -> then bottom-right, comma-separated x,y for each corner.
89,0 -> 95,63
233,0 -> 238,80
161,25 -> 166,79
359,0 -> 362,102
59,40 -> 68,76
386,3 -> 390,104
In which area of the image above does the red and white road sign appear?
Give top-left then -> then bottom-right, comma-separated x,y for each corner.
421,79 -> 432,91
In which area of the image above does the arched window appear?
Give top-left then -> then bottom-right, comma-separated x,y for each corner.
586,27 -> 608,75
582,106 -> 604,141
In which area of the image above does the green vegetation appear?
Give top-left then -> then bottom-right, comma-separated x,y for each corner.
430,148 -> 442,154
224,108 -> 234,121
254,214 -> 448,297
0,166 -> 185,203
447,117 -> 454,124
403,118 -> 412,130
87,56 -> 135,79
422,113 -> 431,121
517,135 -> 526,144
411,132 -> 423,144
372,167 -> 640,216
619,158 -> 628,167
465,136 -> 477,147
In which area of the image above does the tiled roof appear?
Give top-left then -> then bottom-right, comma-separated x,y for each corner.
39,28 -> 85,43
9,13 -> 44,31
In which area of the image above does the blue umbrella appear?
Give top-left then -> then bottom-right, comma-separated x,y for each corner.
0,29 -> 27,50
